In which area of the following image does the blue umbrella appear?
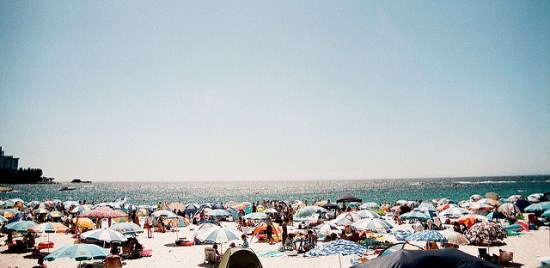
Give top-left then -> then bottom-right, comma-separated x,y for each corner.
305,239 -> 366,257
45,244 -> 110,262
400,210 -> 430,221
3,220 -> 36,233
406,230 -> 448,243
524,201 -> 550,212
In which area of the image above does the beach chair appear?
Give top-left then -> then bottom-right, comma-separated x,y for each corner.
204,247 -> 218,266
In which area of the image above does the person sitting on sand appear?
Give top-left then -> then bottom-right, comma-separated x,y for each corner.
241,234 -> 249,248
212,244 -> 222,262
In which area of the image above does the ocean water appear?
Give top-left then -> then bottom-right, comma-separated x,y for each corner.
1,175 -> 549,205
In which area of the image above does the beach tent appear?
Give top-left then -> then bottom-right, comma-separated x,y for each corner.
218,248 -> 263,268
353,248 -> 501,268
252,222 -> 281,242
337,193 -> 362,203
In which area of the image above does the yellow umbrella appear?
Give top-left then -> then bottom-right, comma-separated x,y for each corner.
73,218 -> 96,229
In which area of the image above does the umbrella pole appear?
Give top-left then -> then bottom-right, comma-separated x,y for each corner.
338,253 -> 342,268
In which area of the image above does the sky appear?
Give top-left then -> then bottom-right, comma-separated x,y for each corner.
1,1 -> 549,182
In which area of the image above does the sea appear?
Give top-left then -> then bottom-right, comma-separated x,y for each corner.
1,175 -> 549,206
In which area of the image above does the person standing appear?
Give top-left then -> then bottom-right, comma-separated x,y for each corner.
266,223 -> 273,244
281,221 -> 288,246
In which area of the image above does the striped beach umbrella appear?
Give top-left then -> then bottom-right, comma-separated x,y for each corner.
30,222 -> 69,252
152,209 -> 177,219
109,222 -> 144,235
352,218 -> 393,232
406,230 -> 448,243
400,210 -> 430,221
356,210 -> 381,219
30,222 -> 68,233
195,226 -> 243,244
243,212 -> 267,221
335,212 -> 362,222
45,244 -> 109,262
206,209 -> 230,218
81,229 -> 127,244
70,205 -> 92,215
3,220 -> 37,233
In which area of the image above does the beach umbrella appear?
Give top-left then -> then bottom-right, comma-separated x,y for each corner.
293,206 -> 327,222
243,212 -> 267,221
0,209 -> 19,219
527,193 -> 544,203
477,198 -> 499,207
360,202 -> 380,210
337,193 -> 362,203
212,203 -> 225,210
400,210 -> 430,221
30,222 -> 69,252
497,203 -> 521,219
168,202 -> 186,211
330,217 -> 354,226
437,203 -> 458,211
81,206 -> 127,219
335,212 -> 361,223
109,222 -> 144,235
63,200 -> 80,210
506,195 -> 523,202
468,202 -> 493,211
206,209 -> 230,218
152,209 -> 177,219
356,210 -> 381,219
81,229 -> 127,244
195,226 -> 243,244
440,229 -> 469,245
439,207 -> 470,218
45,244 -> 109,262
541,210 -> 550,219
352,218 -> 393,232
524,201 -> 550,212
0,215 -> 7,223
406,230 -> 447,243
73,218 -> 96,229
30,222 -> 68,233
464,221 -> 507,246
47,210 -> 63,219
70,205 -> 92,215
484,192 -> 500,200
33,208 -> 50,215
315,222 -> 340,236
417,202 -> 436,212
3,220 -> 36,233
194,222 -> 218,236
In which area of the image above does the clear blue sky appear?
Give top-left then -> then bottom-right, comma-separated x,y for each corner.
1,1 -> 549,182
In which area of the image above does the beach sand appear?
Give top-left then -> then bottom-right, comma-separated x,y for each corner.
1,219 -> 549,268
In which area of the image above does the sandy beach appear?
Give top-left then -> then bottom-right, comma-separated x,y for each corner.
1,217 -> 549,268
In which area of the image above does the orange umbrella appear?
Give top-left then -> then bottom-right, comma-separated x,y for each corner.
457,214 -> 488,228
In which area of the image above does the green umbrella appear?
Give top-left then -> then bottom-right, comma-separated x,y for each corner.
3,220 -> 37,233
45,244 -> 110,262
